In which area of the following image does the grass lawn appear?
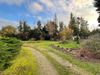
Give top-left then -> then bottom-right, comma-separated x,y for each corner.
2,48 -> 38,75
54,43 -> 80,48
24,41 -> 100,75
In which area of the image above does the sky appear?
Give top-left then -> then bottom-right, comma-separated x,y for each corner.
0,0 -> 100,31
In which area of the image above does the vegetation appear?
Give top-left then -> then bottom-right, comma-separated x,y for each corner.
81,34 -> 100,59
37,20 -> 42,30
47,21 -> 56,39
1,25 -> 17,37
94,0 -> 100,26
47,45 -> 100,75
58,27 -> 73,41
24,41 -> 100,75
59,22 -> 64,31
69,13 -> 89,38
18,19 -> 31,33
0,1 -> 99,75
69,13 -> 79,36
90,29 -> 100,35
0,37 -> 22,70
32,46 -> 73,75
28,28 -> 42,40
54,43 -> 80,48
2,48 -> 38,75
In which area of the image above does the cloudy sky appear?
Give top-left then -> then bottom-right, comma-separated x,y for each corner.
0,0 -> 99,31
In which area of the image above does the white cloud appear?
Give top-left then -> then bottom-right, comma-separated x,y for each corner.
0,18 -> 19,29
39,0 -> 53,7
28,2 -> 43,13
38,0 -> 99,31
67,0 -> 99,30
0,0 -> 99,31
0,0 -> 25,5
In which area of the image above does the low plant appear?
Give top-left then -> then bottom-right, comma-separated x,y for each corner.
81,34 -> 100,59
0,37 -> 22,70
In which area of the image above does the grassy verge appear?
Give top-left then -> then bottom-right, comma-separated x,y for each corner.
31,46 -> 73,75
54,43 -> 80,48
2,48 -> 38,75
45,46 -> 100,75
24,41 -> 100,75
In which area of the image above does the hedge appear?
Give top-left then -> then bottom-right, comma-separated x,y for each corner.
0,37 -> 22,70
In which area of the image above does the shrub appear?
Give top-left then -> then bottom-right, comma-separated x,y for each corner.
58,27 -> 73,41
81,34 -> 100,59
0,37 -> 22,70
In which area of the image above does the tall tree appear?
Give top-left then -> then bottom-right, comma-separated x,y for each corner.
80,18 -> 89,39
53,13 -> 58,34
59,22 -> 64,31
94,0 -> 100,26
42,25 -> 50,40
23,19 -> 30,33
69,13 -> 79,36
37,20 -> 42,30
18,20 -> 23,33
47,21 -> 55,39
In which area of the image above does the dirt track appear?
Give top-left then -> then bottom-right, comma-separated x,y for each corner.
25,46 -> 93,75
37,47 -> 93,75
26,47 -> 58,75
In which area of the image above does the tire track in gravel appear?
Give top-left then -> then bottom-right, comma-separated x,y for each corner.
25,47 -> 59,75
37,47 -> 93,75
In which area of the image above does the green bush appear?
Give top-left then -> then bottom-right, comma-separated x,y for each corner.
81,34 -> 100,59
0,37 -> 22,70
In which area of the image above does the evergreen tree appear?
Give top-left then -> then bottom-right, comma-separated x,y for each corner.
69,13 -> 79,36
53,13 -> 58,34
18,20 -> 23,33
94,0 -> 100,26
37,20 -> 42,30
59,22 -> 64,31
23,19 -> 30,33
80,17 -> 89,39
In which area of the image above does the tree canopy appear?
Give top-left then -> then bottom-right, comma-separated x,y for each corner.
94,0 -> 100,25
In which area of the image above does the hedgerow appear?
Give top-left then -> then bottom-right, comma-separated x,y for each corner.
0,37 -> 22,70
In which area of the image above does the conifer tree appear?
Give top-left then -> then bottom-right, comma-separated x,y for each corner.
94,0 -> 100,26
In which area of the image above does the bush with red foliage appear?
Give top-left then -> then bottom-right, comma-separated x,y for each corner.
17,33 -> 27,40
77,50 -> 100,60
76,50 -> 91,58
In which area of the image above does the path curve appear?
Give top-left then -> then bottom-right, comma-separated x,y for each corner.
25,47 -> 59,75
38,47 -> 93,75
48,52 -> 93,75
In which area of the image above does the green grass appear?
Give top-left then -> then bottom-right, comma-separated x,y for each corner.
24,41 -> 100,75
46,46 -> 100,75
54,43 -> 80,48
32,46 -> 73,75
2,48 -> 38,75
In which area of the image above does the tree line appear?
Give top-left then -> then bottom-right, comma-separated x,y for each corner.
0,13 -> 99,41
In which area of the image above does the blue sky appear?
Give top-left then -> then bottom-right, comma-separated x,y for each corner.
0,0 -> 99,30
